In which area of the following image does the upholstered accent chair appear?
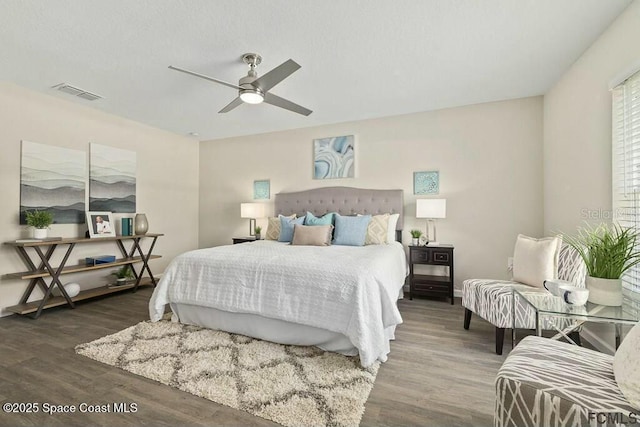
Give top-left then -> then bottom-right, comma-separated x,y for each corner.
462,244 -> 586,354
495,335 -> 637,427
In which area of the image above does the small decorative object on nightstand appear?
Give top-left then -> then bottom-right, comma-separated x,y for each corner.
409,229 -> 423,246
232,237 -> 257,244
409,243 -> 454,304
254,226 -> 262,240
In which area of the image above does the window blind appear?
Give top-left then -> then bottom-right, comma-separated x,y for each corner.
612,69 -> 640,293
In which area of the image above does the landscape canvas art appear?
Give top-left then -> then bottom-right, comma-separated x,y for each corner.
20,140 -> 86,224
89,143 -> 136,213
313,135 -> 355,179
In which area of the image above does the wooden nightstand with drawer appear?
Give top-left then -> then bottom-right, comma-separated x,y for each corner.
409,244 -> 454,305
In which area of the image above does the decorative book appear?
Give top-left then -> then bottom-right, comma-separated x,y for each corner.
85,255 -> 116,266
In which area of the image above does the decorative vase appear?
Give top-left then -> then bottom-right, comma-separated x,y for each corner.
134,213 -> 148,235
585,276 -> 623,306
33,227 -> 48,239
412,238 -> 419,246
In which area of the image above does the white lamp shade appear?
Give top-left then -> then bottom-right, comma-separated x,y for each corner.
416,199 -> 446,219
240,203 -> 266,219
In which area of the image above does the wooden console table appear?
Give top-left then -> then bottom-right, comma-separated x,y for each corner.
4,233 -> 163,318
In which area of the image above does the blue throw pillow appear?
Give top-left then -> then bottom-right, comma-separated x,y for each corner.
304,211 -> 335,226
333,214 -> 371,246
278,215 -> 305,242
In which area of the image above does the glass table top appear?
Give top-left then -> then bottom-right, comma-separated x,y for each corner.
513,288 -> 640,323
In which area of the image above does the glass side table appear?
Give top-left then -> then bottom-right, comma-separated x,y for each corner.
512,288 -> 640,349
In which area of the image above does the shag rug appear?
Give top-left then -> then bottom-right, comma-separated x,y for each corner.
75,320 -> 379,427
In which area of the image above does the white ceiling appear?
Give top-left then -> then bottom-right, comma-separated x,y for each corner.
0,0 -> 632,140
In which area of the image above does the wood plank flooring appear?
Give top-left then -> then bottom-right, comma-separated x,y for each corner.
0,289 -> 508,426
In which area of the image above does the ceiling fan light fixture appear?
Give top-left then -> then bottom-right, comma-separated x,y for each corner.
239,89 -> 264,104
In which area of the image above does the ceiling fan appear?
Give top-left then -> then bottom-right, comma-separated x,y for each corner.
168,53 -> 312,116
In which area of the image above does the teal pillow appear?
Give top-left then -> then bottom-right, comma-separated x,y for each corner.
278,215 -> 305,242
333,214 -> 371,246
304,211 -> 335,226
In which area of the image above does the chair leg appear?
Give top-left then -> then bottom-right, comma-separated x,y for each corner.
496,327 -> 505,355
463,308 -> 472,330
568,331 -> 581,346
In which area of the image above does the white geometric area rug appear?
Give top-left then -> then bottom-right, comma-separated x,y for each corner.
75,320 -> 380,427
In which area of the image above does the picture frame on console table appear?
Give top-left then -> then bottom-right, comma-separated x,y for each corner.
86,211 -> 115,238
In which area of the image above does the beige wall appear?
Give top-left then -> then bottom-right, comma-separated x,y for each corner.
543,1 -> 640,351
200,96 -> 544,292
544,0 -> 640,235
0,83 -> 199,316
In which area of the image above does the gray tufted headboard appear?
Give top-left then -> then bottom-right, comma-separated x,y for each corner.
274,187 -> 404,241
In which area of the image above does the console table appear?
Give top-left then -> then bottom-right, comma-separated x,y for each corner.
4,233 -> 163,318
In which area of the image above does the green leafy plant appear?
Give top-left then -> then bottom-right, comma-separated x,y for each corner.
113,265 -> 134,280
255,226 -> 262,234
25,210 -> 53,229
410,229 -> 423,238
564,223 -> 640,279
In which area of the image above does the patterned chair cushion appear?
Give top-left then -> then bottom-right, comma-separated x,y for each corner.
495,336 -> 635,427
462,279 -> 565,329
613,322 -> 640,410
462,245 -> 586,330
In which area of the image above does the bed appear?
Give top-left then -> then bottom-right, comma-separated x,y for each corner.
149,187 -> 407,367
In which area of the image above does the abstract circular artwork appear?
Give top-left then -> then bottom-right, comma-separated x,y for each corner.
313,135 -> 354,179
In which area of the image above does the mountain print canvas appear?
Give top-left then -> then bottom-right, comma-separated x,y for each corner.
89,143 -> 136,213
20,141 -> 86,224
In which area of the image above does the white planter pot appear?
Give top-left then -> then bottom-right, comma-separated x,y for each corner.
33,227 -> 48,239
412,238 -> 419,246
585,276 -> 623,306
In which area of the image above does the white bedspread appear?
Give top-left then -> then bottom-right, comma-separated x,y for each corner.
149,240 -> 408,367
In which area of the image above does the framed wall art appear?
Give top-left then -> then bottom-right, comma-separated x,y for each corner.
414,171 -> 440,195
313,135 -> 354,179
20,140 -> 86,224
253,180 -> 270,200
89,143 -> 136,213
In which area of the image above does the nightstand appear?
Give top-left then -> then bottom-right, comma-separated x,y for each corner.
409,244 -> 454,305
232,237 -> 257,244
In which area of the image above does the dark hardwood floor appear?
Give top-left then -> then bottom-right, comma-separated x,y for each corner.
0,289 -> 507,426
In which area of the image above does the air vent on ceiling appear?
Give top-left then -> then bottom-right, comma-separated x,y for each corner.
51,83 -> 103,101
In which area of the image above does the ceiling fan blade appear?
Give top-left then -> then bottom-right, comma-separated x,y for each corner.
264,92 -> 312,116
252,59 -> 301,92
218,96 -> 243,113
168,65 -> 242,90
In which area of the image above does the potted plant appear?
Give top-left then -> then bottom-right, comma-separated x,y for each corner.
410,229 -> 423,246
565,223 -> 640,306
255,226 -> 262,240
112,265 -> 134,286
25,210 -> 54,239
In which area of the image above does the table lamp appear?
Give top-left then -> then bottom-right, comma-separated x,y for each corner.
416,199 -> 446,245
240,203 -> 266,237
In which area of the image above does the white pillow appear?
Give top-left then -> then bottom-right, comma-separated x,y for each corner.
387,213 -> 400,243
512,234 -> 562,288
614,322 -> 640,410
